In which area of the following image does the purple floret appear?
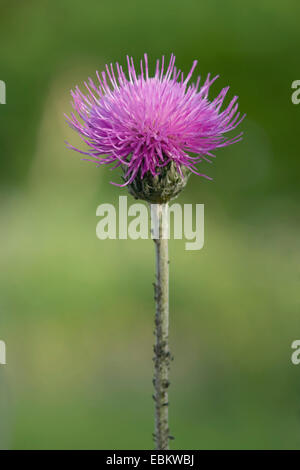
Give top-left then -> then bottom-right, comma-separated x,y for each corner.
65,54 -> 244,186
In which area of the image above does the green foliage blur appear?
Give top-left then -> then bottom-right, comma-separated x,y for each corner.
0,0 -> 300,449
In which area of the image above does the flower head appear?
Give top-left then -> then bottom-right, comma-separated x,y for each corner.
66,54 -> 244,188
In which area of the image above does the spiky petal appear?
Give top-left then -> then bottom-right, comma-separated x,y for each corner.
65,54 -> 244,185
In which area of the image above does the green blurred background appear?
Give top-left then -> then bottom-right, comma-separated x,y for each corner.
0,0 -> 300,450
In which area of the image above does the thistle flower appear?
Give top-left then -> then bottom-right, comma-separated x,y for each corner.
66,54 -> 244,197
64,54 -> 245,450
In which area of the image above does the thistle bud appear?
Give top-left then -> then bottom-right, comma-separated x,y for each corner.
124,161 -> 191,203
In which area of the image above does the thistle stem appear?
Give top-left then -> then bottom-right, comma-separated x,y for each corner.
153,203 -> 170,450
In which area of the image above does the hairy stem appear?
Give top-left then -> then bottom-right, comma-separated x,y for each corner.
152,203 -> 171,450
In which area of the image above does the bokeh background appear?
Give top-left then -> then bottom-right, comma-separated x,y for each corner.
0,0 -> 300,450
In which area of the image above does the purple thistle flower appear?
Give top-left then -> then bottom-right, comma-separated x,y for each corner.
65,54 -> 244,186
